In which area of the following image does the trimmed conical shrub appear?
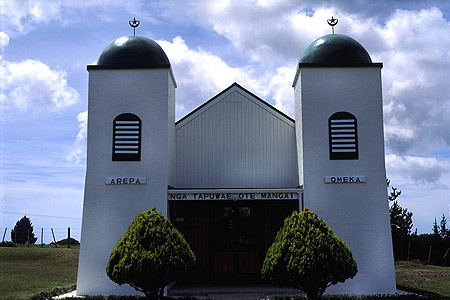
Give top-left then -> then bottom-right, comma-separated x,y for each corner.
106,207 -> 196,299
261,208 -> 357,300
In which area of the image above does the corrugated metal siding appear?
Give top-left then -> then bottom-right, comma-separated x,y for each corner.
175,87 -> 298,188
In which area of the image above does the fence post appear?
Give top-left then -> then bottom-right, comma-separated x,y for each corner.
2,228 -> 6,243
51,228 -> 57,248
41,228 -> 44,247
443,248 -> 449,262
68,227 -> 71,248
427,244 -> 432,265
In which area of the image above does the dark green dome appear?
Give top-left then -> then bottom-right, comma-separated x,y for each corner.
300,34 -> 372,65
97,36 -> 170,68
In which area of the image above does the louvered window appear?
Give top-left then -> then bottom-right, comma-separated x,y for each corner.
328,112 -> 358,160
112,113 -> 141,161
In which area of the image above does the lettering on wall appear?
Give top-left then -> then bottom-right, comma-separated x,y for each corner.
105,177 -> 147,185
168,192 -> 299,200
324,176 -> 366,183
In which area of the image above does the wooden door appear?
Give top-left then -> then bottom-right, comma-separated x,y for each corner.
212,202 -> 262,279
170,201 -> 210,281
170,199 -> 298,283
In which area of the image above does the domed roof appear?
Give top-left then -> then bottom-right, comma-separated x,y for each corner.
97,36 -> 170,68
299,34 -> 372,65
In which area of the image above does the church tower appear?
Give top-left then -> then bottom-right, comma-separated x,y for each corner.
293,32 -> 396,293
77,35 -> 176,296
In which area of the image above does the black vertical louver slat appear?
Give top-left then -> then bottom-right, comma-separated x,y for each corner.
328,111 -> 358,160
112,113 -> 141,161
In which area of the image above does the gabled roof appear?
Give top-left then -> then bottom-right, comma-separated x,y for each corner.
176,82 -> 294,127
174,82 -> 299,188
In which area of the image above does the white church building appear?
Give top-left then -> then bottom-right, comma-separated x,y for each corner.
77,30 -> 396,296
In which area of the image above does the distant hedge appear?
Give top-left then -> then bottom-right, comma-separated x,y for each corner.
0,241 -> 17,247
52,237 -> 80,246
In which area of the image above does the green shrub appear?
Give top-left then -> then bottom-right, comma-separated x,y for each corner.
51,237 -> 80,246
106,207 -> 196,300
0,241 -> 17,247
261,208 -> 357,300
29,284 -> 76,300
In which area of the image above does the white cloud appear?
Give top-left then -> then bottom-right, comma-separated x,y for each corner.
0,1 -> 62,34
375,8 -> 450,154
189,2 -> 332,65
158,36 -> 301,119
386,154 -> 450,186
172,2 -> 383,65
385,153 -> 450,234
66,111 -> 87,164
384,116 -> 419,154
0,58 -> 79,113
0,32 -> 9,52
270,66 -> 296,117
171,3 -> 450,156
158,36 -> 270,119
0,0 -> 147,36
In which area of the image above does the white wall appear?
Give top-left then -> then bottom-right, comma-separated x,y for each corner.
168,71 -> 176,187
77,68 -> 175,296
294,67 -> 396,294
175,85 -> 298,188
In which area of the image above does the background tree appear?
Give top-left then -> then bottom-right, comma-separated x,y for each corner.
106,208 -> 196,300
261,208 -> 357,300
390,201 -> 413,236
10,216 -> 37,244
439,214 -> 449,238
387,180 -> 413,260
387,179 -> 401,202
433,218 -> 440,237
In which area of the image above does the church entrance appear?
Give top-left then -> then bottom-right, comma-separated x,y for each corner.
212,202 -> 261,280
169,198 -> 299,283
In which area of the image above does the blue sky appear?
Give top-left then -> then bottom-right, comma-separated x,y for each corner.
1,1 -> 450,242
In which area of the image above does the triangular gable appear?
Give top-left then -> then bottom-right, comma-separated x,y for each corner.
175,82 -> 298,189
176,82 -> 294,128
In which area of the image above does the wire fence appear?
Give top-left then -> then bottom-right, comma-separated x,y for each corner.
393,237 -> 450,266
1,227 -> 81,247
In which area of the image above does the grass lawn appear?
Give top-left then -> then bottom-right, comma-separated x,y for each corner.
1,247 -> 449,299
395,260 -> 450,297
0,245 -> 79,300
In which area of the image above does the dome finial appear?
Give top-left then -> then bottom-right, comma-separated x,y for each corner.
129,18 -> 140,36
327,16 -> 338,34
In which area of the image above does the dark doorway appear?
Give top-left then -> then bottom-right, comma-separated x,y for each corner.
169,199 -> 298,283
212,202 -> 261,280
